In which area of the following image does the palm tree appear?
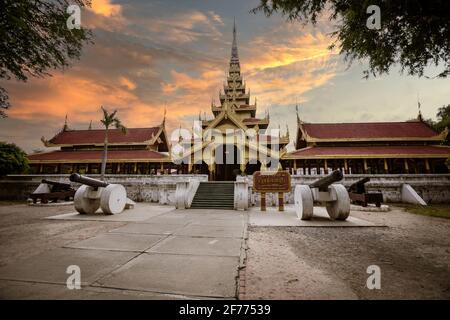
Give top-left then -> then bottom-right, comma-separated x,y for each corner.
100,106 -> 127,181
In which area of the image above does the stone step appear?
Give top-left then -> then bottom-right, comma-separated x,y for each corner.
191,181 -> 235,210
193,200 -> 234,203
191,204 -> 234,208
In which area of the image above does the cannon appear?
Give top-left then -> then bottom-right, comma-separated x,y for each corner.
70,173 -> 134,215
347,177 -> 383,207
294,170 -> 350,221
30,179 -> 75,204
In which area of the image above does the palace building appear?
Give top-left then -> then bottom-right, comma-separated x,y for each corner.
27,22 -> 450,178
28,119 -> 173,175
283,113 -> 450,174
173,21 -> 289,181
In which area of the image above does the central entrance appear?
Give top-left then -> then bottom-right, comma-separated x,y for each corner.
214,144 -> 241,181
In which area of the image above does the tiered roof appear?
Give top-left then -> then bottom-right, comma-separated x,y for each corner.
286,117 -> 450,159
29,121 -> 171,163
47,127 -> 162,146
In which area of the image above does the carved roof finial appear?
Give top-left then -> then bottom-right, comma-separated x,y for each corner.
296,103 -> 302,123
417,95 -> 423,121
63,114 -> 69,131
162,107 -> 167,125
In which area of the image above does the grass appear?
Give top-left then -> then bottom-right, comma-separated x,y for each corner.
0,200 -> 28,206
395,203 -> 450,219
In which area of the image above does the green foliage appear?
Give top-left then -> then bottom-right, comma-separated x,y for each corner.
100,106 -> 127,133
431,104 -> 450,145
0,0 -> 93,116
0,142 -> 29,176
398,203 -> 450,219
252,0 -> 450,79
100,107 -> 127,179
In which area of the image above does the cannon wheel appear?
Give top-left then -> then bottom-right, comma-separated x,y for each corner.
100,184 -> 127,215
294,185 -> 314,220
74,185 -> 100,214
326,184 -> 350,220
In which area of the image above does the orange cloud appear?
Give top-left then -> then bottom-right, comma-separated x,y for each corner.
2,9 -> 344,152
119,77 -> 137,90
90,0 -> 122,17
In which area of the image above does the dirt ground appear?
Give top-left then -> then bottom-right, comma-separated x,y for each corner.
0,204 -> 126,267
243,206 -> 450,300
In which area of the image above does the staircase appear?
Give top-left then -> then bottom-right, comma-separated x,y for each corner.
190,182 -> 235,210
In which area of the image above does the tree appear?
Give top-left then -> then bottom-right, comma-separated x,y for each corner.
0,142 -> 29,176
0,0 -> 93,117
433,104 -> 450,145
100,107 -> 127,181
252,0 -> 450,78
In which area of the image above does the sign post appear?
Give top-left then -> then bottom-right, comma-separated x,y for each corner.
253,171 -> 291,212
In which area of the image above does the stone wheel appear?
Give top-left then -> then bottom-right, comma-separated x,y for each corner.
100,184 -> 127,215
326,184 -> 350,220
74,185 -> 100,214
294,185 -> 314,220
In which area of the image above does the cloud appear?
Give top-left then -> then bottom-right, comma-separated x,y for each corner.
90,0 -> 122,17
7,1 -> 448,154
119,76 -> 137,90
123,9 -> 225,44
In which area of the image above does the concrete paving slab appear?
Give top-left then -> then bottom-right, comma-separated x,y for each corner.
66,233 -> 166,252
142,216 -> 192,225
46,203 -> 172,222
96,253 -> 239,298
174,224 -> 245,238
189,218 -> 246,227
148,236 -> 243,257
249,205 -> 383,227
109,223 -> 184,235
186,210 -> 246,221
0,279 -> 190,300
0,248 -> 136,285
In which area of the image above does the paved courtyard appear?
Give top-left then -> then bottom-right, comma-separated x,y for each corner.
0,202 -> 448,299
0,204 -> 247,299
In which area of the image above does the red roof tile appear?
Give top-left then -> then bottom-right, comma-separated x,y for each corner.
28,150 -> 168,162
302,121 -> 438,140
285,145 -> 450,158
48,127 -> 161,145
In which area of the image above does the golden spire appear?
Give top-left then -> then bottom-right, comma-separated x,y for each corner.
230,17 -> 239,64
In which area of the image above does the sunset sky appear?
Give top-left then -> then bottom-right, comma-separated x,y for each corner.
1,0 -> 450,153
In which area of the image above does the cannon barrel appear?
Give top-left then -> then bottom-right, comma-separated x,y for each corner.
41,179 -> 71,188
348,177 -> 370,192
309,170 -> 343,191
69,173 -> 109,188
